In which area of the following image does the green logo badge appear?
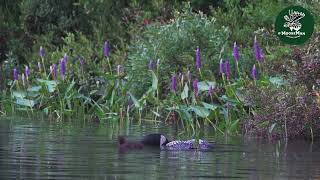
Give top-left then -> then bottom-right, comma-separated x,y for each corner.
275,6 -> 314,45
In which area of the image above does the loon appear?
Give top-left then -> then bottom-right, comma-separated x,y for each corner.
143,134 -> 213,150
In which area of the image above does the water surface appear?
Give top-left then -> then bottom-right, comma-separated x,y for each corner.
1,117 -> 320,179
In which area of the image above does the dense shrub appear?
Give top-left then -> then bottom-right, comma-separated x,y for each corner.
127,7 -> 228,96
244,34 -> 320,140
244,84 -> 320,140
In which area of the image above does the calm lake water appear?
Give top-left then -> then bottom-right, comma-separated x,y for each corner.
1,117 -> 320,179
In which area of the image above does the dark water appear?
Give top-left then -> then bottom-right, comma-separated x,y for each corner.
1,117 -> 320,179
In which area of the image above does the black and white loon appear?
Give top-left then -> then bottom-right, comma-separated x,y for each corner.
141,133 -> 213,150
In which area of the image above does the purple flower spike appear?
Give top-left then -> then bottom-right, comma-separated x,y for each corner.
208,85 -> 213,96
171,74 -> 177,92
13,68 -> 18,81
148,60 -> 154,70
232,42 -> 239,62
104,41 -> 110,58
63,53 -> 68,64
195,47 -> 201,70
39,46 -> 45,58
225,60 -> 230,80
193,79 -> 198,97
251,64 -> 257,80
219,59 -> 225,74
60,58 -> 66,80
25,65 -> 30,79
186,71 -> 191,82
254,36 -> 263,62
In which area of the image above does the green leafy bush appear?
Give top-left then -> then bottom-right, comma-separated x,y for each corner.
127,7 -> 229,96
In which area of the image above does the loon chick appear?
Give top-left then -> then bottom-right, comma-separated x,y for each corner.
118,136 -> 144,151
160,135 -> 213,150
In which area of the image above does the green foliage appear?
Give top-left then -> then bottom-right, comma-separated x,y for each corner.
212,0 -> 286,44
0,0 -> 21,27
127,7 -> 228,96
20,0 -> 92,45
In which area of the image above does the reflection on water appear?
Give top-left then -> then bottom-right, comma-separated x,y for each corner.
1,117 -> 320,179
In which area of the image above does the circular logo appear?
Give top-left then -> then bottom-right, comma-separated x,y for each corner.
275,6 -> 314,45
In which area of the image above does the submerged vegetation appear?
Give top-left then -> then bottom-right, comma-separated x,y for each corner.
0,0 -> 319,140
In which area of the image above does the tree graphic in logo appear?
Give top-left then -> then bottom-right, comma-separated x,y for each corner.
283,10 -> 305,32
275,6 -> 314,44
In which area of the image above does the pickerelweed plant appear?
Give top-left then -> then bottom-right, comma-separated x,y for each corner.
1,10 -> 273,136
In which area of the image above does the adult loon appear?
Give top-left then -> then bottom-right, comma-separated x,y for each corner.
141,133 -> 213,150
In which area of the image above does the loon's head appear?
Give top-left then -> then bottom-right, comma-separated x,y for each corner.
160,135 -> 169,147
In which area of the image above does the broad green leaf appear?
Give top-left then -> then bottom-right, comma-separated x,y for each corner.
151,111 -> 161,117
221,108 -> 229,121
178,109 -> 193,121
37,79 -> 57,85
15,98 -> 35,108
231,119 -> 240,130
47,82 -> 57,92
235,89 -> 245,102
220,95 -> 237,103
201,102 -> 218,111
166,106 -> 180,111
27,91 -> 39,98
37,79 -> 57,93
181,83 -> 189,100
127,92 -> 141,109
12,91 -> 26,98
190,105 -> 210,118
198,81 -> 216,92
90,90 -> 98,95
269,123 -> 277,133
43,108 -> 49,115
110,88 -> 115,106
151,71 -> 158,91
65,81 -> 76,95
27,86 -> 41,92
269,76 -> 288,87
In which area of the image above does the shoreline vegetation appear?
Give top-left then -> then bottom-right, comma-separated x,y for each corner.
0,0 -> 319,140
